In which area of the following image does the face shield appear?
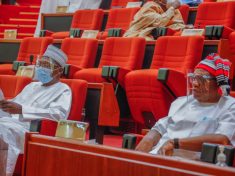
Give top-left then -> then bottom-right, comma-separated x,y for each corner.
187,73 -> 216,102
34,56 -> 62,84
35,56 -> 59,71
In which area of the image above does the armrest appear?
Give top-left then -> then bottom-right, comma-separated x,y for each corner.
205,25 -> 234,39
69,28 -> 83,38
151,27 -> 176,39
101,66 -> 130,87
30,119 -> 58,136
39,29 -> 54,37
12,61 -> 26,71
63,64 -> 82,78
122,133 -> 144,149
107,28 -> 125,37
157,68 -> 186,97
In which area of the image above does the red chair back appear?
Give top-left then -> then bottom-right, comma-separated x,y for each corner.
195,2 -> 235,29
17,37 -> 53,64
99,37 -> 146,70
0,75 -> 32,99
105,8 -> 140,31
178,4 -> 190,24
61,38 -> 98,68
151,36 -> 204,74
71,9 -> 104,30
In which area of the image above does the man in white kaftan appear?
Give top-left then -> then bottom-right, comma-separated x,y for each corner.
0,45 -> 72,176
136,53 -> 235,156
34,0 -> 102,37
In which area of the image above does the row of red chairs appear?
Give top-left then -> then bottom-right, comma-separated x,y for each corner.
2,33 -> 235,124
43,1 -> 235,40
0,36 -> 220,122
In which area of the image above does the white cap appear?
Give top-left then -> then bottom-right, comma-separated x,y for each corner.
43,45 -> 67,68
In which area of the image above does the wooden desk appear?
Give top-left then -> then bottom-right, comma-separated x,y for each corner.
22,133 -> 235,176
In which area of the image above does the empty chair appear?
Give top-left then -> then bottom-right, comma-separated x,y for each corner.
194,1 -> 235,38
98,7 -> 139,39
51,9 -> 104,39
125,36 -> 204,127
73,37 -> 146,88
0,37 -> 53,75
61,38 -> 98,78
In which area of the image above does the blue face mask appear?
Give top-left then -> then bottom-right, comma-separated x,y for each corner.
34,67 -> 53,84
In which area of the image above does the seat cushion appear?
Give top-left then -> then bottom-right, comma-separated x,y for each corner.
51,31 -> 70,39
0,64 -> 15,75
73,68 -> 106,83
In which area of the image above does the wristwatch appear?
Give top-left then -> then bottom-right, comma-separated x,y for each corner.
173,138 -> 179,149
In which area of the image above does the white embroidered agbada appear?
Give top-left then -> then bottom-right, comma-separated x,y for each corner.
0,81 -> 72,176
34,0 -> 102,37
150,95 -> 235,154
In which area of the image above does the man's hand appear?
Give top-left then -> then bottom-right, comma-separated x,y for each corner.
135,136 -> 156,153
0,100 -> 22,114
167,0 -> 181,9
158,139 -> 174,156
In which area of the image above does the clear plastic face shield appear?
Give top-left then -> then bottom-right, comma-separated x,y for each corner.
34,56 -> 63,84
187,72 -> 216,102
35,56 -> 60,71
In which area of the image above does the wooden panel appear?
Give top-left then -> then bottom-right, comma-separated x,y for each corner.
23,134 -> 235,176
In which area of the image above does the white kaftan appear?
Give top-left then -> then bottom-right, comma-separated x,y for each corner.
34,0 -> 102,37
0,82 -> 72,176
150,95 -> 235,154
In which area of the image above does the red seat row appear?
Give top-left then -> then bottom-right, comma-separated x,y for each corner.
44,1 -> 235,40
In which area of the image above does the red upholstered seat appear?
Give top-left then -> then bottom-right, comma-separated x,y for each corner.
125,36 -> 204,125
61,38 -> 98,78
97,8 -> 139,40
73,37 -> 146,88
0,37 -> 53,75
52,9 -> 104,39
194,1 -> 235,39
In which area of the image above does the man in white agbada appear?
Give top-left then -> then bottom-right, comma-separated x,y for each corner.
34,0 -> 102,37
0,45 -> 72,176
136,53 -> 235,156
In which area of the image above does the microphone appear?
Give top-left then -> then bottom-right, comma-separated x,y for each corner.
30,55 -> 34,65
